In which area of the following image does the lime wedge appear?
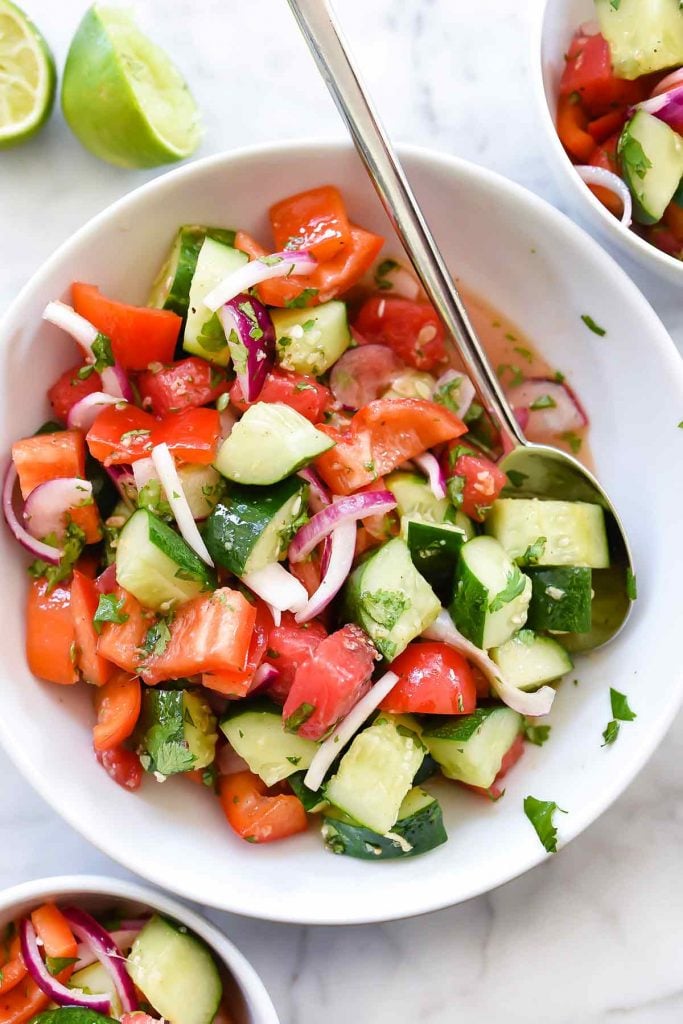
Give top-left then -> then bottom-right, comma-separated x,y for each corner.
0,0 -> 56,149
61,5 -> 201,169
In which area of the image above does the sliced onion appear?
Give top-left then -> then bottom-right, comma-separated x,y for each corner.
101,364 -> 133,403
575,166 -> 632,226
218,293 -> 275,402
241,562 -> 308,613
95,563 -> 118,593
637,83 -> 683,133
117,918 -> 150,931
297,466 -> 331,513
23,477 -> 93,542
650,68 -> 683,98
67,392 -> 121,432
433,368 -> 476,419
151,443 -> 214,566
74,928 -> 141,972
3,465 -> 62,564
251,661 -> 279,691
62,907 -> 138,1014
413,452 -> 446,500
203,249 -> 317,312
267,604 -> 282,627
304,670 -> 400,791
505,378 -> 587,442
43,301 -> 131,401
289,491 -> 397,563
295,519 -> 356,623
329,344 -> 404,409
219,406 -> 237,441
20,918 -> 111,1012
132,457 -> 158,492
106,465 -> 136,506
423,610 -> 556,716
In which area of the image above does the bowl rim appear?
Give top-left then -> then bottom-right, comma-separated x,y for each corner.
530,0 -> 683,278
0,874 -> 280,1023
1,138 -> 683,924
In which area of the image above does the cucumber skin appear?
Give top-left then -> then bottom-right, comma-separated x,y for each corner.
137,690 -> 217,775
149,226 -> 236,317
146,512 -> 215,586
323,798 -> 447,860
405,518 -> 467,603
450,553 -> 489,649
526,566 -> 593,634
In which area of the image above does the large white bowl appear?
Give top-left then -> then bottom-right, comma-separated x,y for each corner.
533,0 -> 683,284
1,141 -> 682,924
0,875 -> 279,1023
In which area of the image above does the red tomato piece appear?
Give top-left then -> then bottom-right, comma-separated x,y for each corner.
587,107 -> 627,143
556,94 -> 596,162
309,224 -> 384,303
234,231 -> 311,308
93,672 -> 141,751
72,283 -> 181,372
138,358 -> 231,418
141,588 -> 256,685
48,363 -> 103,424
97,587 -> 150,674
202,599 -> 271,697
26,579 -> 78,685
153,408 -> 221,465
0,957 -> 27,997
12,430 -> 85,499
96,745 -> 143,791
447,451 -> 507,522
465,732 -> 525,800
354,296 -> 447,371
86,405 -> 156,465
380,641 -> 476,715
230,369 -> 332,424
264,613 -> 327,704
70,570 -> 114,686
315,398 -> 466,495
218,771 -> 308,843
283,624 -> 377,740
559,31 -> 648,117
269,185 -> 351,262
31,904 -> 77,960
288,554 -> 322,599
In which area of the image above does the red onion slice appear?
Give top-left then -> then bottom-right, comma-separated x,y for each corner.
20,918 -> 111,1013
218,293 -> 275,402
204,249 -> 317,312
433,369 -> 476,419
3,464 -> 61,564
637,83 -> 683,132
62,906 -> 138,1014
23,477 -> 93,541
43,301 -> 132,401
651,68 -> 683,98
505,378 -> 587,442
101,364 -> 133,403
413,452 -> 446,500
288,491 -> 397,563
242,562 -> 308,613
329,344 -> 405,409
304,670 -> 400,792
219,406 -> 237,441
151,443 -> 214,566
575,166 -> 632,226
74,928 -> 141,971
106,465 -> 137,506
297,467 -> 331,513
67,392 -> 121,432
95,563 -> 118,593
295,519 -> 356,624
251,661 -> 279,692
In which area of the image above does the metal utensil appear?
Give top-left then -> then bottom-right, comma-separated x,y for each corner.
286,0 -> 633,649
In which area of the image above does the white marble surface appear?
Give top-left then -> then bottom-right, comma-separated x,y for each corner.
1,1 -> 682,1021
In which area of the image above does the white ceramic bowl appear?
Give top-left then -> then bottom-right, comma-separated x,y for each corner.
0,875 -> 279,1023
533,0 -> 683,284
1,141 -> 682,924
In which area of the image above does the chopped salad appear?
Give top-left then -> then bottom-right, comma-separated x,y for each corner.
4,184 -> 609,859
556,0 -> 683,259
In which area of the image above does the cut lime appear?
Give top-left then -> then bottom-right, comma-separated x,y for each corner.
0,0 -> 56,149
61,5 -> 201,169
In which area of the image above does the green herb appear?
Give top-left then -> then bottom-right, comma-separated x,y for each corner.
198,312 -> 227,352
529,394 -> 556,411
120,428 -> 151,443
496,363 -> 524,387
202,765 -> 218,791
284,702 -> 316,732
523,796 -> 566,853
506,469 -> 528,488
513,346 -> 533,363
285,288 -> 319,308
463,401 -> 483,424
137,479 -> 171,520
560,430 -> 582,453
611,688 -> 636,722
259,254 -> 284,267
46,956 -> 79,976
142,618 -> 172,658
554,370 -> 566,383
209,367 -> 226,389
580,314 -> 606,336
626,567 -> 637,601
93,592 -> 129,633
678,421 -> 683,429
610,0 -> 621,10
489,566 -> 526,612
91,332 -> 115,373
602,720 -> 620,746
374,258 -> 399,290
34,420 -> 63,436
362,589 -> 411,630
517,536 -> 546,567
422,707 -> 495,742
28,519 -> 85,591
294,381 -> 317,392
516,629 -> 536,645
524,722 -> 551,747
433,375 -> 467,415
446,475 -> 465,507
505,332 -> 517,342
237,299 -> 264,341
363,460 -> 376,475
286,756 -> 302,766
144,722 -> 196,776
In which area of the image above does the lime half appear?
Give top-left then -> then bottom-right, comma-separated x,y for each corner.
61,5 -> 202,169
0,0 -> 56,149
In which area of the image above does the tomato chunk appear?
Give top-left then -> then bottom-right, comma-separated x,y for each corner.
86,405 -> 156,465
559,31 -> 648,116
0,956 -> 27,997
354,296 -> 447,371
556,94 -> 595,162
26,579 -> 77,685
138,358 -> 230,418
283,624 -> 377,740
72,283 -> 181,372
48,363 -> 103,424
96,745 -> 143,791
93,672 -> 141,751
202,600 -> 271,697
446,450 -> 507,522
12,430 -> 85,499
71,570 -> 114,686
380,641 -> 476,715
31,904 -> 77,960
218,771 -> 308,843
263,613 -> 327,704
234,231 -> 310,308
230,369 -> 331,424
309,224 -> 384,302
269,185 -> 351,262
97,587 -> 150,675
153,407 -> 221,465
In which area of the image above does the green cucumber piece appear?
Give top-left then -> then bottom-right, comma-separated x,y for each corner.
289,771 -> 329,813
204,475 -> 306,576
127,915 -> 222,1024
382,369 -> 436,401
618,110 -> 683,225
490,630 -> 572,691
422,707 -> 522,788
325,715 -> 425,834
386,470 -> 451,523
220,699 -> 318,786
214,401 -> 334,485
177,464 -> 225,520
69,964 -> 121,1016
451,535 -> 532,649
115,509 -> 214,610
32,1013 -> 117,1024
526,565 -> 593,633
485,498 -> 610,568
148,225 -> 236,316
272,300 -> 350,376
183,237 -> 248,366
343,537 -> 441,660
137,689 -> 217,776
595,0 -> 683,79
403,515 -> 468,601
322,786 -> 447,859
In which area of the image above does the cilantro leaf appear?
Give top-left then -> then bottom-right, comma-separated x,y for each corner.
28,520 -> 85,591
529,394 -> 556,411
517,536 -> 546,567
93,592 -> 129,633
610,688 -> 636,722
374,258 -> 399,290
197,312 -> 227,353
361,589 -> 411,629
46,956 -> 79,976
142,618 -> 172,658
523,796 -> 566,853
560,430 -> 582,453
433,375 -> 469,416
524,722 -> 551,747
91,332 -> 115,374
496,363 -> 524,387
284,702 -> 316,733
580,314 -> 606,337
602,720 -> 620,746
619,134 -> 652,181
284,288 -> 319,308
489,566 -> 527,612
610,0 -> 621,9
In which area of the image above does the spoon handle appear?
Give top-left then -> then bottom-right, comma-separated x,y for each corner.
286,0 -> 526,448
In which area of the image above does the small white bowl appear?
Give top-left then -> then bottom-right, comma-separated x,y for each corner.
0,875 -> 279,1024
532,0 -> 683,284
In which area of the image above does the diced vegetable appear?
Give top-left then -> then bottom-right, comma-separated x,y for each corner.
221,698 -> 318,786
422,707 -> 522,788
595,0 -> 683,79
218,770 -> 308,843
490,631 -> 573,691
485,498 -> 610,568
354,296 -> 447,371
323,787 -> 447,859
451,536 -> 532,649
272,300 -> 351,377
136,689 -> 217,775
379,641 -> 476,715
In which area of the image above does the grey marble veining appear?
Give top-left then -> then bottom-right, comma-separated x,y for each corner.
1,2 -> 682,1022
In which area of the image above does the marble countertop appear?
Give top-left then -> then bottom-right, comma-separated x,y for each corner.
1,1 -> 682,1022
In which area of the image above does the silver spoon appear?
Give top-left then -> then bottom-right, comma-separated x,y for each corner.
286,0 -> 633,650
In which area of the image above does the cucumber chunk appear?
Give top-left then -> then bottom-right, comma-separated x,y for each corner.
325,714 -> 425,834
451,535 -> 532,649
386,470 -> 451,523
485,498 -> 610,569
220,699 -> 318,786
322,786 -> 447,859
183,237 -> 248,366
618,110 -> 683,225
33,1013 -> 117,1024
127,915 -> 222,1024
214,402 -> 334,485
595,0 -> 683,79
344,537 -> 441,660
490,630 -> 573,691
526,565 -> 593,633
402,515 -> 469,602
116,509 -> 215,610
177,464 -> 225,520
148,225 -> 236,316
137,689 -> 217,776
272,300 -> 350,376
422,707 -> 522,788
69,964 -> 121,1017
204,475 -> 306,576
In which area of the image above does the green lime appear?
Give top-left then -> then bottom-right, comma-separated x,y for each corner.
0,0 -> 56,149
61,5 -> 201,169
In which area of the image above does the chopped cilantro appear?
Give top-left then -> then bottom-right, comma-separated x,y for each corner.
523,796 -> 566,853
375,258 -> 399,290
580,314 -> 606,336
284,288 -> 319,308
284,703 -> 316,733
294,381 -> 317,392
361,589 -> 411,629
626,567 -> 637,601
28,520 -> 85,591
91,332 -> 115,373
142,618 -> 172,658
611,687 -> 636,722
517,536 -> 546,567
601,720 -> 620,746
560,430 -> 582,454
433,375 -> 467,415
678,421 -> 683,429
513,345 -> 533,363
446,474 -> 465,507
46,956 -> 79,976
286,756 -> 302,766
496,363 -> 524,387
554,370 -> 566,383
259,254 -> 284,267
506,469 -> 528,488
197,312 -> 227,352
489,566 -> 526,612
610,0 -> 621,8
202,765 -> 218,791
120,428 -> 151,443
93,592 -> 129,633
529,394 -> 556,411
524,722 -> 551,747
